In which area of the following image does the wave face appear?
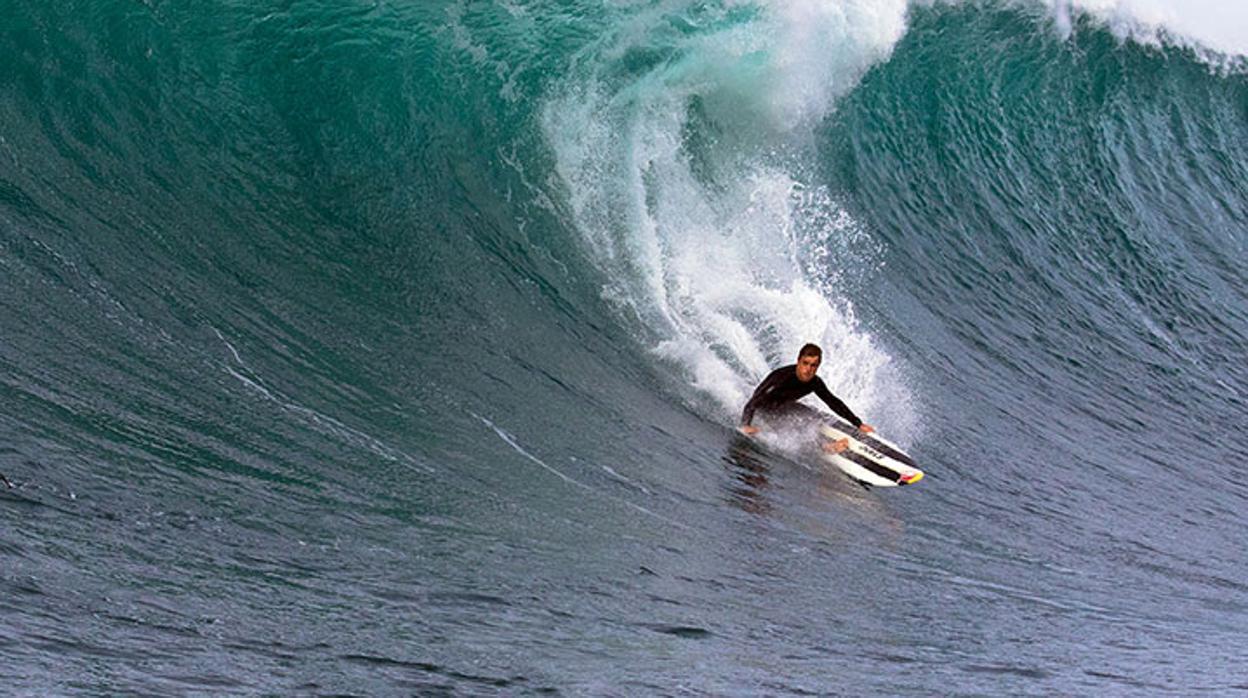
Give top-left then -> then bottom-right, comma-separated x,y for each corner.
3,0 -> 1246,693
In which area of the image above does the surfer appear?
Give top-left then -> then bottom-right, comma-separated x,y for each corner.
738,344 -> 874,449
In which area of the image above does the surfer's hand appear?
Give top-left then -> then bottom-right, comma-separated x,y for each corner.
739,425 -> 760,436
858,423 -> 875,434
822,438 -> 850,454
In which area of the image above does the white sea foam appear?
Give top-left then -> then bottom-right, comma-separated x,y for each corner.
543,0 -> 915,434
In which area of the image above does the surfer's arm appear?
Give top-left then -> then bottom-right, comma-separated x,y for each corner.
740,392 -> 764,428
813,380 -> 865,429
740,368 -> 785,427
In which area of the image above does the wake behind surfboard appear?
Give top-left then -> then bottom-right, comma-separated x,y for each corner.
819,420 -> 923,488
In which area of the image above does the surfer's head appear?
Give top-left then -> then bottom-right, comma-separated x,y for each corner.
795,344 -> 822,382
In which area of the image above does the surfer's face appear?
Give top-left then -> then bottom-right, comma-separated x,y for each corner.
795,354 -> 821,382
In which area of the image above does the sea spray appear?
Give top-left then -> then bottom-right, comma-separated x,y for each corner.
542,0 -> 912,428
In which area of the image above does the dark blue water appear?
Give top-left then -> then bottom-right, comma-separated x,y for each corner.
3,0 -> 1247,694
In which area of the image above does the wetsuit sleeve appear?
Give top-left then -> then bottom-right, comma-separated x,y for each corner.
813,378 -> 863,428
740,368 -> 786,426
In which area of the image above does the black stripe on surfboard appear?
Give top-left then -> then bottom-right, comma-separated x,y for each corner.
837,450 -> 903,484
825,419 -> 917,468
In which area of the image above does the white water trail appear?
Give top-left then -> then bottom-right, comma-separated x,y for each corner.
473,413 -> 688,528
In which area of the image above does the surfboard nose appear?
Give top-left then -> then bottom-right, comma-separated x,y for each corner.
900,471 -> 924,485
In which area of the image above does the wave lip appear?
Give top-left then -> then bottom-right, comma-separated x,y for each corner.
1044,0 -> 1248,67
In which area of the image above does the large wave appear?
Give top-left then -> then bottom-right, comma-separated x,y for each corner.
4,0 -> 1247,692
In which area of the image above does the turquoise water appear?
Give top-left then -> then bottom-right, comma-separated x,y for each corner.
3,0 -> 1247,694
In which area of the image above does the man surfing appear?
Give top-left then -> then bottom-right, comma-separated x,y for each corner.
739,343 -> 873,453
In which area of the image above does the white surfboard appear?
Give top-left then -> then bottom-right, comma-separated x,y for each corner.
819,420 -> 923,487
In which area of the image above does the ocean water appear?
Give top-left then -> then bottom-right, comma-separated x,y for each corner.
2,0 -> 1246,694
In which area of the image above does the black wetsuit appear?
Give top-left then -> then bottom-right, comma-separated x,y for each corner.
741,364 -> 863,428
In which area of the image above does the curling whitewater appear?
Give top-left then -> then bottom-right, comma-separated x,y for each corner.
2,0 -> 1247,694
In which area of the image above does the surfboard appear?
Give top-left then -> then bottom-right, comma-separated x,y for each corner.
819,420 -> 923,487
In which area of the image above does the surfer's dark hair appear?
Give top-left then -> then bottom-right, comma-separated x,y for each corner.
798,343 -> 822,360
